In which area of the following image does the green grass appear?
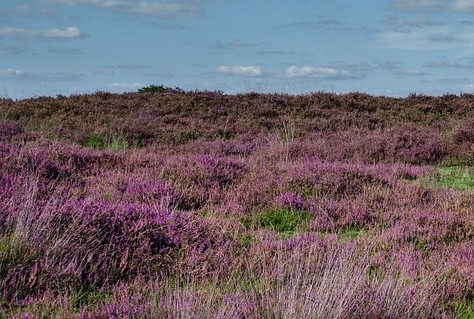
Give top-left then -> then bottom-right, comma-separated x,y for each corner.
431,165 -> 474,191
79,134 -> 104,148
241,209 -> 313,237
72,286 -> 110,311
452,298 -> 474,319
79,133 -> 130,151
236,233 -> 255,248
106,134 -> 130,151
337,226 -> 366,240
0,300 -> 62,319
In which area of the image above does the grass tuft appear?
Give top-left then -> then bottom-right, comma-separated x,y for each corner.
256,209 -> 312,235
79,133 -> 130,151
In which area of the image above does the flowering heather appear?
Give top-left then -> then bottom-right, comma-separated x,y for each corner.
1,91 -> 474,318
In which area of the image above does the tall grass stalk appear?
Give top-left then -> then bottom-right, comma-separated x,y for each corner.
140,238 -> 441,318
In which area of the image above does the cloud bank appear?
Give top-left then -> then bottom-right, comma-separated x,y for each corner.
109,82 -> 144,90
216,66 -> 262,77
285,66 -> 353,79
0,26 -> 85,39
392,0 -> 474,12
41,0 -> 203,17
0,68 -> 24,77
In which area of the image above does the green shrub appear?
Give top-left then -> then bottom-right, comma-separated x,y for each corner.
138,85 -> 166,93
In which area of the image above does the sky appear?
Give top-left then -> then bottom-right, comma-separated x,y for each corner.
2,0 -> 474,99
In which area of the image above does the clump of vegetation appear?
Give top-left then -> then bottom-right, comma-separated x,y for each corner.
256,209 -> 312,234
241,208 -> 312,237
138,84 -> 182,93
138,84 -> 167,93
79,133 -> 130,151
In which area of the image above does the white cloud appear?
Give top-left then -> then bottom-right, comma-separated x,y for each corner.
378,26 -> 461,50
452,0 -> 474,12
285,66 -> 351,79
101,0 -> 131,8
463,84 -> 474,91
391,0 -> 448,11
216,66 -> 262,77
0,26 -> 85,39
132,1 -> 201,16
392,0 -> 474,12
425,60 -> 462,68
0,69 -> 80,81
41,0 -> 203,17
40,0 -> 128,6
109,82 -> 144,90
0,68 -> 23,77
384,16 -> 445,29
45,27 -> 84,38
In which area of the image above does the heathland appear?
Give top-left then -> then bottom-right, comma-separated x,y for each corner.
0,89 -> 473,318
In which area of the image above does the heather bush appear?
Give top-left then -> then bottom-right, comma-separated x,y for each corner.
452,119 -> 474,144
160,154 -> 249,210
0,174 -> 237,306
0,120 -> 24,142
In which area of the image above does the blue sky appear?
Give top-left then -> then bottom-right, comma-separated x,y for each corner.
1,0 -> 474,99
